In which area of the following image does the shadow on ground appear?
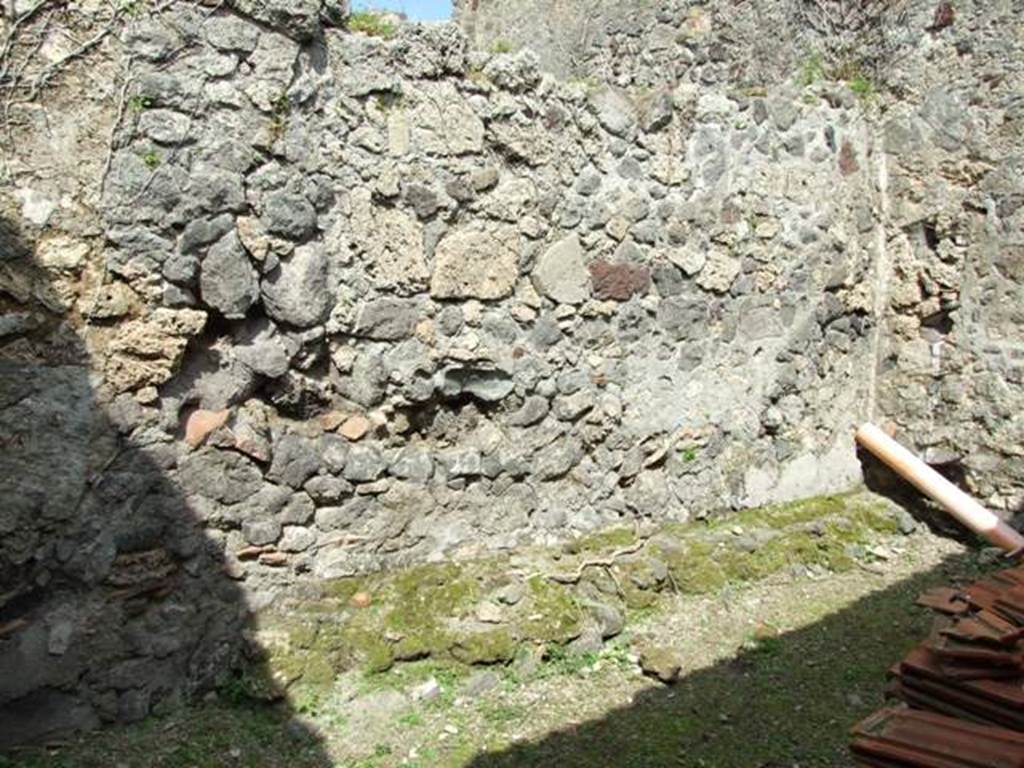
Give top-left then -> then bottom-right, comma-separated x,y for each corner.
465,549 -> 983,768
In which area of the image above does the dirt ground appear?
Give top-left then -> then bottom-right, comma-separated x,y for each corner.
2,518 -> 991,768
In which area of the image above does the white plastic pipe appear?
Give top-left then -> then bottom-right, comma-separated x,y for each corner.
855,422 -> 1024,554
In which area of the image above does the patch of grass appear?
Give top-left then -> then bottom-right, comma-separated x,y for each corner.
141,149 -> 160,169
491,38 -> 516,54
799,51 -> 879,101
520,576 -> 585,643
219,673 -> 254,707
655,494 -> 901,594
4,702 -> 326,768
481,702 -> 528,725
269,92 -> 291,140
127,94 -> 152,112
119,0 -> 148,18
848,73 -> 877,101
471,554 -> 985,768
541,644 -> 600,677
346,10 -> 396,39
573,77 -> 605,98
799,52 -> 827,86
398,711 -> 424,727
570,526 -> 637,554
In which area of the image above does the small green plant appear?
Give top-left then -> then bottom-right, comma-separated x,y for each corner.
799,52 -> 826,86
566,76 -> 604,98
347,10 -> 397,39
374,92 -> 403,113
269,92 -> 290,140
534,644 -> 600,679
680,446 -> 699,463
466,66 -> 492,87
141,149 -> 160,169
294,688 -> 322,717
848,73 -> 876,101
218,674 -> 253,707
481,702 -> 527,725
743,632 -> 785,658
119,0 -> 148,17
398,711 -> 424,727
491,38 -> 516,54
127,94 -> 152,112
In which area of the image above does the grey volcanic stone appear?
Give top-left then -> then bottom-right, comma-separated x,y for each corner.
344,446 -> 386,482
315,497 -> 370,530
437,366 -> 514,402
262,190 -> 317,241
279,492 -> 315,524
179,449 -> 262,504
261,243 -> 328,328
181,214 -> 234,254
446,449 -> 482,478
334,353 -> 387,407
242,518 -> 282,546
657,297 -> 707,341
226,0 -> 328,41
640,89 -> 674,133
553,391 -> 593,421
590,87 -> 637,137
508,395 -> 549,427
390,448 -> 434,482
304,475 -> 354,503
199,231 -> 258,319
279,525 -> 315,552
536,438 -> 583,480
267,433 -> 320,488
204,14 -> 260,52
587,602 -> 625,639
530,315 -> 562,347
234,320 -> 291,378
353,298 -> 420,341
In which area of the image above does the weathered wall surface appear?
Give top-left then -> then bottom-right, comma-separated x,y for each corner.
454,0 -> 1024,509
871,0 -> 1024,513
2,0 -> 1018,746
90,8 -> 876,581
453,0 -> 799,85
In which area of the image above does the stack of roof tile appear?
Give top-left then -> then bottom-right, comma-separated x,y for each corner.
851,564 -> 1024,767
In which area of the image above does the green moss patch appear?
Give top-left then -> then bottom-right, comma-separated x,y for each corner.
518,577 -> 585,643
235,491 -> 907,707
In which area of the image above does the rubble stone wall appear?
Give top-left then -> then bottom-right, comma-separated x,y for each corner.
2,0 -> 1019,745
104,12 -> 877,571
453,0 -> 805,85
868,0 -> 1024,515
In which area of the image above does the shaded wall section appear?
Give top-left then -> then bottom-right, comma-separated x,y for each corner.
0,214 -> 253,747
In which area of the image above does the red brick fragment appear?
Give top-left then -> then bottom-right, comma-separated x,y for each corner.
838,139 -> 860,176
589,260 -> 651,301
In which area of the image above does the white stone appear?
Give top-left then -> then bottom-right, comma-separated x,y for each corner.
430,224 -> 519,300
695,249 -> 740,293
36,235 -> 89,271
532,235 -> 590,305
15,188 -> 56,226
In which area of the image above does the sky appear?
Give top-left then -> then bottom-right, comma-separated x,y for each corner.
352,0 -> 453,21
